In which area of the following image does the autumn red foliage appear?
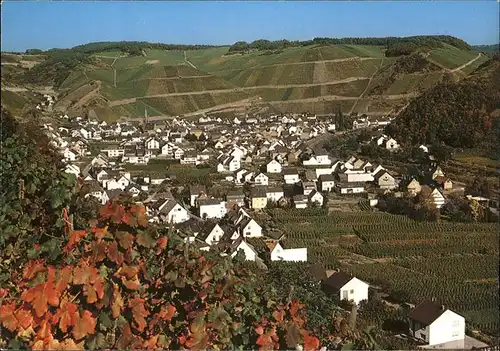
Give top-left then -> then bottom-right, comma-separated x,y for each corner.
0,201 -> 321,350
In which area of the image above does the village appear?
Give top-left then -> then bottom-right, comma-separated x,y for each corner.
37,90 -> 497,350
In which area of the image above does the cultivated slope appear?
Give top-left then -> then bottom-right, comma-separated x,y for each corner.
52,42 -> 490,119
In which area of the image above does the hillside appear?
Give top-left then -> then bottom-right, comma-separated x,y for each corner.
4,36 -> 490,120
187,42 -> 487,116
387,57 -> 500,157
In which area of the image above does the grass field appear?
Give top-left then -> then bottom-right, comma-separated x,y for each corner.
111,49 -> 185,69
453,154 -> 500,169
1,90 -> 28,112
428,45 -> 478,70
265,209 -> 499,334
92,50 -> 124,58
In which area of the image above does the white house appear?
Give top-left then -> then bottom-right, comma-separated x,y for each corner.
308,190 -> 324,206
266,187 -> 284,203
318,174 -> 335,192
63,148 -> 77,162
385,138 -> 400,151
198,199 -> 227,219
431,188 -> 446,209
237,217 -> 262,238
253,172 -> 269,186
283,169 -> 300,185
408,301 -> 465,348
231,239 -> 258,261
336,182 -> 365,195
323,271 -> 369,305
157,199 -> 190,224
64,164 -> 80,177
270,242 -> 307,262
198,223 -> 225,245
217,156 -> 241,173
266,159 -> 282,174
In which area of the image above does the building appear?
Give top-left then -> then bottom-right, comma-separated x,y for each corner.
226,190 -> 246,208
293,195 -> 309,209
198,199 -> 227,219
266,159 -> 282,174
322,271 -> 369,305
336,182 -> 365,195
408,301 -> 465,348
266,187 -> 285,203
253,172 -> 269,186
318,174 -> 335,192
283,168 -> 300,185
157,199 -> 190,224
270,242 -> 307,262
373,170 -> 397,190
250,188 -> 268,210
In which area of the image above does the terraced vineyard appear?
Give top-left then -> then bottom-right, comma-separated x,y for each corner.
55,41 -> 489,119
266,209 -> 500,334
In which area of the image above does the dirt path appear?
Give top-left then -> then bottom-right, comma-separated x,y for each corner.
241,77 -> 369,89
184,51 -> 198,70
123,97 -> 256,120
109,88 -> 417,106
349,57 -> 385,114
127,75 -> 213,82
451,53 -> 482,72
1,85 -> 56,94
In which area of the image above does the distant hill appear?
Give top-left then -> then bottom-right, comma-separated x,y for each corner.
387,56 -> 500,157
4,36 -> 492,120
472,44 -> 499,55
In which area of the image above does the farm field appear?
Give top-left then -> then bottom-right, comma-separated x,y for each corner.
265,100 -> 356,115
264,209 -> 499,334
250,80 -> 368,101
460,54 -> 489,75
92,50 -> 124,58
428,45 -> 478,70
111,49 -> 185,69
139,90 -> 253,115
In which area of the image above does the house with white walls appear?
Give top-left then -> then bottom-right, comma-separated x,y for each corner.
270,242 -> 307,262
283,168 -> 300,184
408,301 -> 465,348
237,217 -> 262,238
253,172 -> 269,186
318,174 -> 335,192
323,271 -> 369,305
266,159 -> 282,174
157,199 -> 190,224
198,198 -> 227,219
266,187 -> 284,203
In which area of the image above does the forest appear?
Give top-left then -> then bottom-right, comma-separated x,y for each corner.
228,35 -> 472,54
386,58 -> 500,157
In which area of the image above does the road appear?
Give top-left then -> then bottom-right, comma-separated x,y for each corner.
1,85 -> 56,95
183,51 -> 198,70
450,53 -> 482,73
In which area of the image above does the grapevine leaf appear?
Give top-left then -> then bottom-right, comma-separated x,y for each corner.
57,300 -> 78,333
64,229 -> 88,252
285,324 -> 302,348
136,230 -> 154,248
129,297 -> 150,332
0,303 -> 18,331
303,334 -> 320,351
116,231 -> 135,250
72,310 -> 96,341
111,283 -> 124,318
22,260 -> 46,280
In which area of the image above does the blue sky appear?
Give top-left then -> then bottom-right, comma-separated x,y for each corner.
1,1 -> 498,52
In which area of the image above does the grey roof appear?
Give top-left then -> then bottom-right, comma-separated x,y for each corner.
198,198 -> 223,206
318,174 -> 335,182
